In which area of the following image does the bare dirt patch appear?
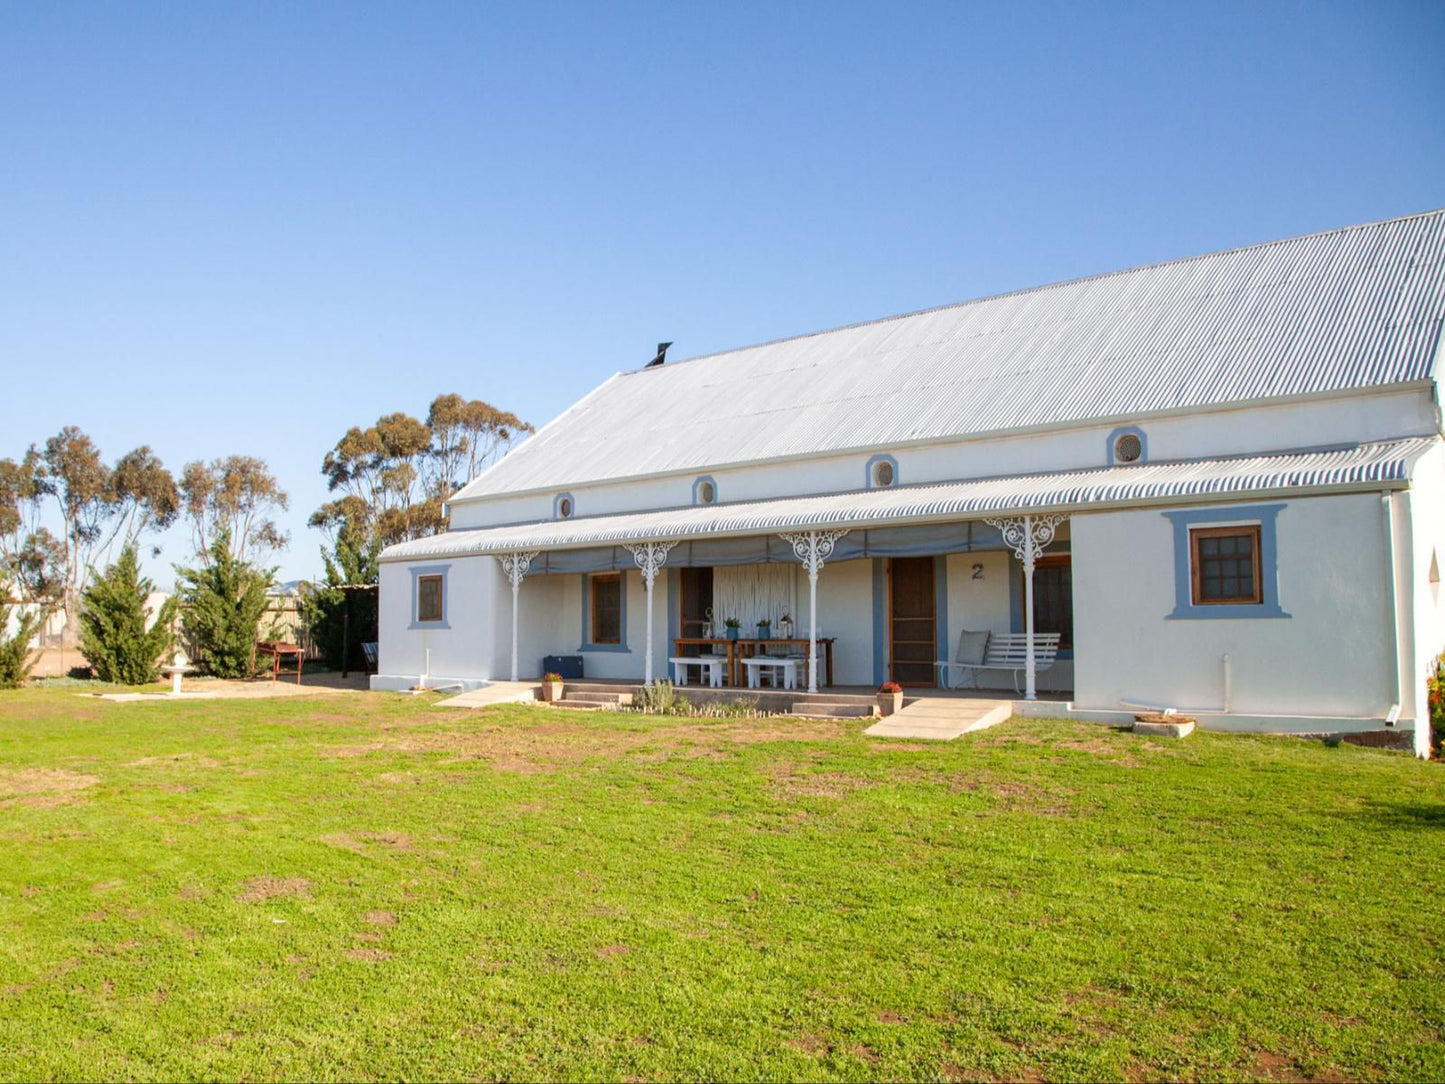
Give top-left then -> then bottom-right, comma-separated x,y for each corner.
320,831 -> 416,853
787,1033 -> 832,1057
595,944 -> 631,958
768,766 -> 878,801
347,948 -> 392,961
0,768 -> 99,799
237,876 -> 311,903
126,753 -> 223,769
365,910 -> 397,926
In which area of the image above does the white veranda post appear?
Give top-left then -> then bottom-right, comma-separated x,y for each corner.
983,514 -> 1066,700
779,529 -> 850,694
497,551 -> 540,683
623,541 -> 678,685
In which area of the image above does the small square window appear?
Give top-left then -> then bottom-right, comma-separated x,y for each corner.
417,574 -> 445,623
1190,526 -> 1262,605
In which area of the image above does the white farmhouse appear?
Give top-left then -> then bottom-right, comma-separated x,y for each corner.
375,211 -> 1445,756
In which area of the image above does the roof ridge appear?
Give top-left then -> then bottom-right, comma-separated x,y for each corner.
625,206 -> 1445,375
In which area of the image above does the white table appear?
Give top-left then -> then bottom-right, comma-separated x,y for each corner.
741,656 -> 809,690
670,656 -> 724,687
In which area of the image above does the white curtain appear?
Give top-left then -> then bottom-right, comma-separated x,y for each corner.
712,564 -> 796,633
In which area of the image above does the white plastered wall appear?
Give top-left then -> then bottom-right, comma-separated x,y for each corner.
374,556 -> 501,690
1071,493 -> 1400,724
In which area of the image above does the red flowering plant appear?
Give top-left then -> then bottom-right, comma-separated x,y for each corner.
1428,656 -> 1445,758
878,681 -> 902,694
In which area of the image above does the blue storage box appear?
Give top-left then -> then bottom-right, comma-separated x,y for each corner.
542,655 -> 584,679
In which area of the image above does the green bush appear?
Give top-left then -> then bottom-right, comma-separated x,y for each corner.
178,531 -> 274,678
299,531 -> 379,671
77,544 -> 178,685
0,604 -> 43,688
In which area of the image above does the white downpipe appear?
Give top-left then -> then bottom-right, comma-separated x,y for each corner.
1122,651 -> 1232,715
1379,492 -> 1406,736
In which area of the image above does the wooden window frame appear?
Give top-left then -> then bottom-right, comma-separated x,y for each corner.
1189,525 -> 1263,606
416,573 -> 445,623
590,572 -> 622,645
1024,553 -> 1073,649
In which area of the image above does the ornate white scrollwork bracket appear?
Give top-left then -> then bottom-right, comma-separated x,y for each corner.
779,529 -> 849,577
624,540 -> 679,589
623,541 -> 679,685
498,550 -> 540,587
983,515 -> 1066,572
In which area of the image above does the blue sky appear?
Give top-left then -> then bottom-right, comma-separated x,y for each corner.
2,1 -> 1442,582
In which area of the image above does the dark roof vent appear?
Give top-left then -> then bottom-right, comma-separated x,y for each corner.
646,341 -> 673,368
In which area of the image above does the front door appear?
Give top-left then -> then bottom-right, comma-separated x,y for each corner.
889,556 -> 936,687
679,567 -> 714,652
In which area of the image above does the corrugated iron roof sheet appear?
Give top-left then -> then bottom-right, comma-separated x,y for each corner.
383,437 -> 1434,562
453,210 -> 1445,501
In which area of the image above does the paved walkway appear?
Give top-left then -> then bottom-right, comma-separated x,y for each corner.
864,695 -> 1012,741
434,681 -> 541,710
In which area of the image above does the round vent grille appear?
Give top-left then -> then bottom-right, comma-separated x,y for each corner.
698,481 -> 715,505
872,459 -> 895,487
558,496 -> 573,518
1113,432 -> 1143,464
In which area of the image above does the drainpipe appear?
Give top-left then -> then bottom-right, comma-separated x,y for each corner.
1380,492 -> 1403,727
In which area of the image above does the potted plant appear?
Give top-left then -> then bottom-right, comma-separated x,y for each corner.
541,672 -> 564,702
756,618 -> 771,640
877,681 -> 903,717
724,618 -> 741,641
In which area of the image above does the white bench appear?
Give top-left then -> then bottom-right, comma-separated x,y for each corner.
670,656 -> 724,687
741,655 -> 806,690
937,632 -> 1061,694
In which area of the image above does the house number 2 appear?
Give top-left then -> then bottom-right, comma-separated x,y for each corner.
971,563 -> 984,580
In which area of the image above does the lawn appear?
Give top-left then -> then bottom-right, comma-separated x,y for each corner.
1,686 -> 1442,1082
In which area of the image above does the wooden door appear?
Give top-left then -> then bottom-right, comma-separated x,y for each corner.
679,567 -> 714,651
889,557 -> 936,687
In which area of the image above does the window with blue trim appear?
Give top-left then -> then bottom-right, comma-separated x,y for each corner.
1164,504 -> 1289,619
407,564 -> 452,629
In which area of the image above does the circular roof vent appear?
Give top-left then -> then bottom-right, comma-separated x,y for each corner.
871,458 -> 896,488
697,480 -> 716,505
1113,431 -> 1143,464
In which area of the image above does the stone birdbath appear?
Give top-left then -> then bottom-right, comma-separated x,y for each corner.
161,650 -> 196,695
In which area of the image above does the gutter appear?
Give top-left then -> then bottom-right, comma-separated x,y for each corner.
378,477 -> 1416,564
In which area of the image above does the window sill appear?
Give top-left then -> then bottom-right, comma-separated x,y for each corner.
1167,604 -> 1289,620
578,642 -> 630,653
408,621 -> 451,630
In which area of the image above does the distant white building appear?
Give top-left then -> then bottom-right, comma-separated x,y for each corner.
375,211 -> 1445,756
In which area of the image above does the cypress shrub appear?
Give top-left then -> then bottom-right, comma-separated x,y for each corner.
78,544 -> 178,685
177,531 -> 274,678
0,604 -> 43,689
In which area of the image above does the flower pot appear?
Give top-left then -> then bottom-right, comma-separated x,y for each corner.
542,681 -> 564,703
877,691 -> 903,717
726,627 -> 739,641
756,625 -> 770,640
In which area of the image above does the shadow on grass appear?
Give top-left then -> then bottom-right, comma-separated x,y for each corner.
1355,799 -> 1445,829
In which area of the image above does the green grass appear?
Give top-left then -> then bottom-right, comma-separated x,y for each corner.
1,687 -> 1442,1082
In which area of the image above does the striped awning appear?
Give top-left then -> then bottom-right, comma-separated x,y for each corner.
380,437 -> 1435,563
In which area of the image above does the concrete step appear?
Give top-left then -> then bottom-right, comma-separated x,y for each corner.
549,699 -> 604,712
562,691 -> 627,705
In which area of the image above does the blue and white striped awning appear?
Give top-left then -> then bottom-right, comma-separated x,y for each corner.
380,437 -> 1436,563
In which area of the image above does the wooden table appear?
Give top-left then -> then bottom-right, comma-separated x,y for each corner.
670,637 -> 836,687
252,640 -> 305,684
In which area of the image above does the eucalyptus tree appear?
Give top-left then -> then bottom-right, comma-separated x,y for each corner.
180,455 -> 290,565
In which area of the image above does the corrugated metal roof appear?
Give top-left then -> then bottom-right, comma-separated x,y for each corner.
383,437 -> 1434,562
453,210 -> 1445,501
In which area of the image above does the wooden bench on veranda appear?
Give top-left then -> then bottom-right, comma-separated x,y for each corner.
936,631 -> 1061,694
